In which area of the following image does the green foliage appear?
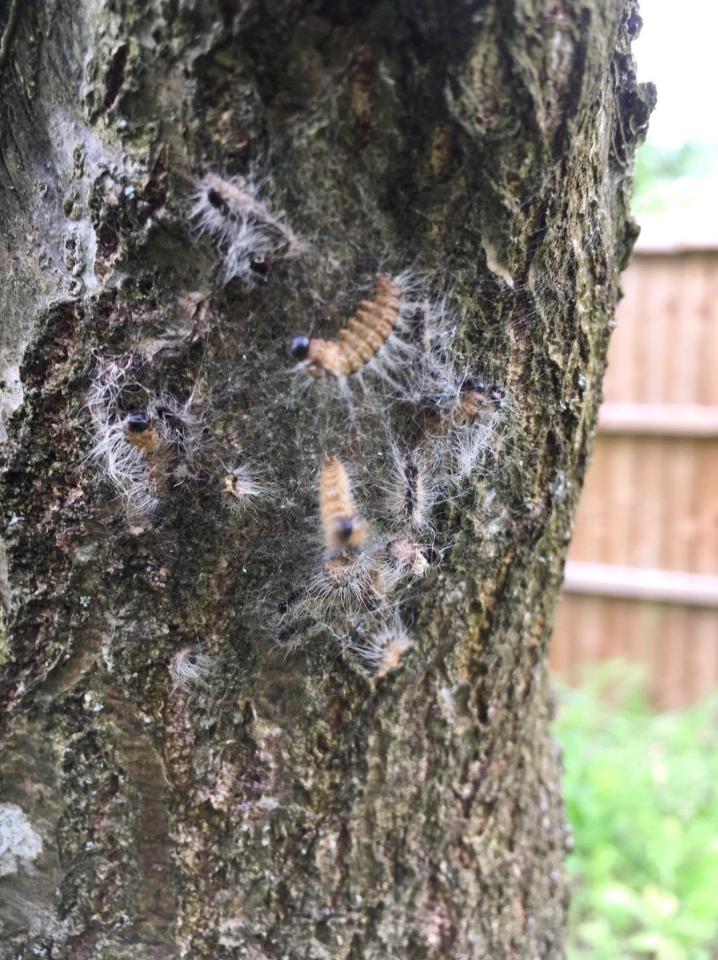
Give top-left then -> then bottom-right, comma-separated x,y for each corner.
634,143 -> 712,190
555,665 -> 718,960
632,141 -> 718,216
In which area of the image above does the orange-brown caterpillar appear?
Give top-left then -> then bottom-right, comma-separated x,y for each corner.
304,456 -> 392,611
456,379 -> 506,421
319,456 -> 367,550
291,275 -> 406,381
121,410 -> 182,498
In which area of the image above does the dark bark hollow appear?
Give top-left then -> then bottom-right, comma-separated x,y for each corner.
0,2 -> 653,958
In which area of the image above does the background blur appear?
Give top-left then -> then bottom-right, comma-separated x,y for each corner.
551,1 -> 718,956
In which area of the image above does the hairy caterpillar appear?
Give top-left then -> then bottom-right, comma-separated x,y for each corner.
447,378 -> 509,482
383,538 -> 430,578
119,411 -> 174,502
295,457 -> 388,615
348,614 -> 413,677
411,362 -> 509,485
123,397 -> 204,489
319,456 -> 367,550
416,372 -> 505,419
279,453 -> 432,651
191,173 -> 302,285
456,378 -> 506,421
384,448 -> 436,531
86,364 -> 161,517
291,275 -> 414,386
87,365 -> 204,517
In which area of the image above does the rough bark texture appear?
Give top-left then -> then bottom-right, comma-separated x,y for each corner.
0,1 -> 653,958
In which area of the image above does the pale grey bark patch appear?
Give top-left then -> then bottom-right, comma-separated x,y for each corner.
0,804 -> 43,878
0,362 -> 22,443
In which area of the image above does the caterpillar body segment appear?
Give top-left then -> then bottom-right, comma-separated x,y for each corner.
319,456 -> 367,551
291,275 -> 414,387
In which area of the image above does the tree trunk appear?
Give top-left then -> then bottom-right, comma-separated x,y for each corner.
0,1 -> 653,957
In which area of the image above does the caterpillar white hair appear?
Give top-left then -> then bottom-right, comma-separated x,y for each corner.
221,465 -> 274,514
347,612 -> 413,678
169,646 -> 220,696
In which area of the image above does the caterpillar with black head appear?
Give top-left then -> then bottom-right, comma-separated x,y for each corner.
291,275 -> 416,388
319,455 -> 367,551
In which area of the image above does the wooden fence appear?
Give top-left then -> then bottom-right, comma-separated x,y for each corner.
550,247 -> 718,709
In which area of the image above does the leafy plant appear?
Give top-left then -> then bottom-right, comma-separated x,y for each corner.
555,664 -> 718,960
632,141 -> 718,216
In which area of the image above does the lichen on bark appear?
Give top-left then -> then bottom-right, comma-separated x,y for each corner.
0,1 -> 653,958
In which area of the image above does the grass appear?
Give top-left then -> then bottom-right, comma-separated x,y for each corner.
555,665 -> 718,960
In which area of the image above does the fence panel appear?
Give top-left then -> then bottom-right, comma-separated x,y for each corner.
551,249 -> 718,708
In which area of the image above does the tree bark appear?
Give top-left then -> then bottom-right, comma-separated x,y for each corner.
0,1 -> 653,958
